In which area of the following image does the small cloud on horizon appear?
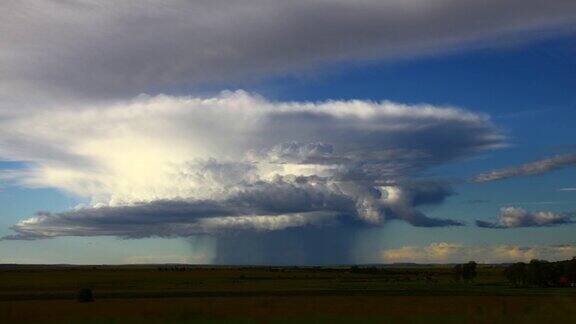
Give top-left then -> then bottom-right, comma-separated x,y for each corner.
382,242 -> 576,264
476,207 -> 574,229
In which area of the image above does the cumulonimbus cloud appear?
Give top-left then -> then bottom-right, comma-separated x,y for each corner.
476,207 -> 574,228
473,154 -> 576,183
0,91 -> 504,239
381,242 -> 576,263
1,0 -> 575,103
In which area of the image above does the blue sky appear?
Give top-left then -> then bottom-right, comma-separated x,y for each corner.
1,1 -> 575,264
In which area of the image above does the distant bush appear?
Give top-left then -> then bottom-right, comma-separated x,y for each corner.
462,261 -> 477,282
76,288 -> 94,303
349,266 -> 389,275
453,261 -> 477,283
452,264 -> 462,282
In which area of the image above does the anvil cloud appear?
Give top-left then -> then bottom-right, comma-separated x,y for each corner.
2,92 -> 504,239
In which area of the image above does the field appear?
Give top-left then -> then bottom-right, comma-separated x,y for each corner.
1,264 -> 575,323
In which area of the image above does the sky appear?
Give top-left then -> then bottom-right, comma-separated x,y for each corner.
0,0 -> 575,265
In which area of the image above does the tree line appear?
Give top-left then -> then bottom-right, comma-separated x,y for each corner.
504,257 -> 576,287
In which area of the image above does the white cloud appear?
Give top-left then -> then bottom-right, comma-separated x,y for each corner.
1,92 -> 503,239
197,212 -> 336,232
1,0 -> 575,103
382,242 -> 576,263
1,91 -> 502,205
476,207 -> 574,228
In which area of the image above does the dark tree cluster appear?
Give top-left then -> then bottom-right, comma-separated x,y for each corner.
452,261 -> 477,282
504,257 -> 576,287
157,266 -> 193,272
350,265 -> 390,275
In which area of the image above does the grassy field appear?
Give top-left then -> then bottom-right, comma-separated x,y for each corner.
1,264 -> 575,323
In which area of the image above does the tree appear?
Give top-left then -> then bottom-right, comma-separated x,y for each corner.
566,257 -> 576,283
528,259 -> 554,287
506,257 -> 576,288
462,261 -> 477,282
504,262 -> 527,287
452,264 -> 463,282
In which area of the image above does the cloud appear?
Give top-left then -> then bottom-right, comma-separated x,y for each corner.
124,254 -> 213,265
0,92 -> 500,239
379,182 -> 463,227
476,207 -> 575,228
381,242 -> 576,263
1,0 -> 575,103
473,154 -> 576,182
2,180 -> 351,240
559,188 -> 576,191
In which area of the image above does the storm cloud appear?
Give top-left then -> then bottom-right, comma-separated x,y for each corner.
1,1 -> 574,265
1,92 -> 500,239
476,207 -> 575,228
1,0 -> 575,104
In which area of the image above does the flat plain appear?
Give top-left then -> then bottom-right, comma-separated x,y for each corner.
1,264 -> 575,323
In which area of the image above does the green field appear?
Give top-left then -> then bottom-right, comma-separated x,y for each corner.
1,264 -> 575,323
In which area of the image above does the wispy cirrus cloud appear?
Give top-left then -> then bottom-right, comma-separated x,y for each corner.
1,92 -> 504,240
473,154 -> 576,183
476,207 -> 575,228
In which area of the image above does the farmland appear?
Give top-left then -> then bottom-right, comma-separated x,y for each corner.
1,264 -> 575,323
